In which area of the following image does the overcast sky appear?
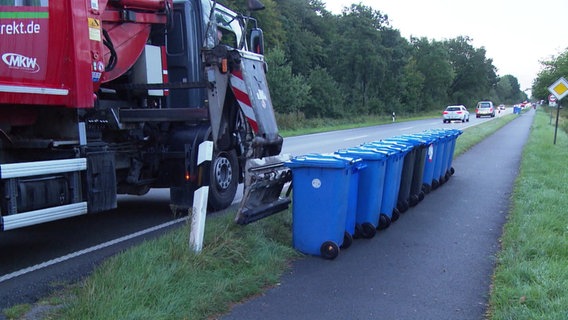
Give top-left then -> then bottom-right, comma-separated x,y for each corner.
325,0 -> 568,97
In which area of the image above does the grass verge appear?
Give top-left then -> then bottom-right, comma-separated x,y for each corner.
3,111 -> 531,320
486,108 -> 568,319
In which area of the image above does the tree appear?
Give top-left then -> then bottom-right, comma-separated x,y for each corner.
495,75 -> 524,104
444,36 -> 497,107
264,48 -> 310,115
401,57 -> 426,113
328,4 -> 391,114
410,37 -> 454,110
533,49 -> 568,101
304,68 -> 345,118
269,0 -> 342,77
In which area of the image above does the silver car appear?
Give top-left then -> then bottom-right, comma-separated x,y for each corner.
443,105 -> 469,123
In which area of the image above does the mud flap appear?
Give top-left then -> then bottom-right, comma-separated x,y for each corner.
235,154 -> 292,225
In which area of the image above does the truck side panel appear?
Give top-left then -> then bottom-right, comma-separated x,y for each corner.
0,2 -> 97,109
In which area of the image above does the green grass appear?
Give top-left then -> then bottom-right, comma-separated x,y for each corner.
3,109 -> 552,320
487,109 -> 568,320
453,114 -> 518,156
51,213 -> 300,320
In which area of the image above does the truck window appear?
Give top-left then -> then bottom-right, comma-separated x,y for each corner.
214,8 -> 242,49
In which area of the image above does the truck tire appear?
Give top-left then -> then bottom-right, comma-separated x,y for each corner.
208,148 -> 239,211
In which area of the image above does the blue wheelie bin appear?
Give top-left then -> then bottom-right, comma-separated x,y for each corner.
381,136 -> 420,212
433,129 -> 455,184
417,131 -> 440,193
307,153 -> 365,249
336,148 -> 387,239
367,140 -> 413,214
426,129 -> 461,186
423,129 -> 449,190
360,142 -> 408,227
285,154 -> 358,259
445,129 -> 463,179
395,134 -> 431,206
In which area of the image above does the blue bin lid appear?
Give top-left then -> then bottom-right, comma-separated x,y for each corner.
358,143 -> 405,156
317,153 -> 366,170
336,148 -> 388,160
410,132 -> 440,143
448,129 -> 463,136
285,154 -> 351,169
368,140 -> 413,153
393,134 -> 431,146
401,133 -> 437,144
422,129 -> 452,140
381,137 -> 421,148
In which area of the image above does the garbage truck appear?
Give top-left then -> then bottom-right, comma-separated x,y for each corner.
0,0 -> 291,231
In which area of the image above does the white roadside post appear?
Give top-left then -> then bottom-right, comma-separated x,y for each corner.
189,141 -> 213,253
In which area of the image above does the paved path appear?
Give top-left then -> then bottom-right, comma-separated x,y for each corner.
221,110 -> 535,320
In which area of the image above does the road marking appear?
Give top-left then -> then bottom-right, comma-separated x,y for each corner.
344,135 -> 368,141
0,217 -> 187,284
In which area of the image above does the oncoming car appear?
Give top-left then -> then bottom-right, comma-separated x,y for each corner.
476,101 -> 495,118
442,105 -> 470,123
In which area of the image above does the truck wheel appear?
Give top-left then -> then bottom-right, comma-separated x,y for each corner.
208,149 -> 239,211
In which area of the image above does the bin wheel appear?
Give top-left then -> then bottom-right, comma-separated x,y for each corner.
423,184 -> 431,194
418,191 -> 425,202
341,231 -> 353,249
409,194 -> 419,207
450,167 -> 455,175
391,209 -> 400,222
360,223 -> 376,239
378,214 -> 391,230
432,179 -> 439,190
393,207 -> 401,219
445,171 -> 451,181
320,241 -> 339,260
397,200 -> 409,213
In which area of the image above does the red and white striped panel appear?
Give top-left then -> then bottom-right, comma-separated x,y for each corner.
230,70 -> 259,133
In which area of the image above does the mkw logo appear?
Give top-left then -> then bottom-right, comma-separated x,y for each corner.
2,53 -> 40,73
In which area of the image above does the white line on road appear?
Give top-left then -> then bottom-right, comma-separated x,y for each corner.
0,217 -> 187,284
343,135 -> 368,141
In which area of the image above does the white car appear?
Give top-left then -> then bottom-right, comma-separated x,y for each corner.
443,105 -> 469,123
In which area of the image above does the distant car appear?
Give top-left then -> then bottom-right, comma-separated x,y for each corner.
498,104 -> 506,111
476,101 -> 495,118
443,105 -> 469,123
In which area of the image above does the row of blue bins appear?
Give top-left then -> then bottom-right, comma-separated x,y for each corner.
284,128 -> 462,259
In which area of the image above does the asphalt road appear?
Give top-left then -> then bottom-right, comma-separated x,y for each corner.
221,110 -> 535,320
0,109 -> 514,317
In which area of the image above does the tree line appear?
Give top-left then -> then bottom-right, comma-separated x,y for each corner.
533,50 -> 568,101
221,0 -> 527,118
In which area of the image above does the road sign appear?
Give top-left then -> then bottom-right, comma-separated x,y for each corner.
548,77 -> 568,100
548,94 -> 557,102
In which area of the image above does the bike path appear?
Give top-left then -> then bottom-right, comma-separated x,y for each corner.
221,110 -> 535,320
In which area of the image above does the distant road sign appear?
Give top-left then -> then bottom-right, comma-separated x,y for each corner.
548,94 -> 557,102
548,77 -> 568,100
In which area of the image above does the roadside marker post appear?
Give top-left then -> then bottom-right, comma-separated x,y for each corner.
189,141 -> 213,253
